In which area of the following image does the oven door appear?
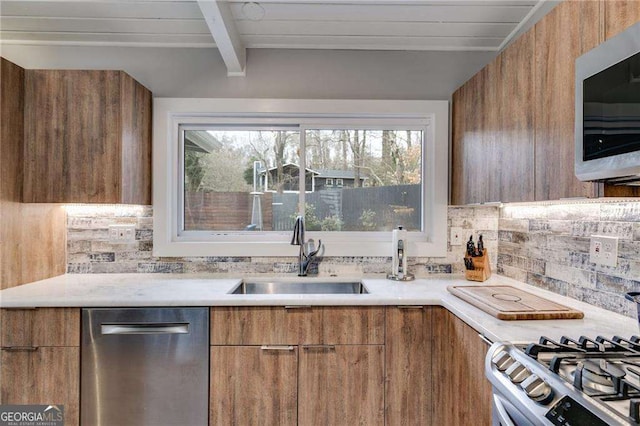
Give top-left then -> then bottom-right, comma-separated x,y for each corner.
492,393 -> 538,426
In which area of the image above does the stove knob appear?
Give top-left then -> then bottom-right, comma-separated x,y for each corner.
520,374 -> 554,405
492,351 -> 515,372
505,362 -> 531,383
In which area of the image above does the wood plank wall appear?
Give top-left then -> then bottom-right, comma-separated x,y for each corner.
451,0 -> 640,204
0,58 -> 66,289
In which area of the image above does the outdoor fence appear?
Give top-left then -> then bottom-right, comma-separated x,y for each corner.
184,184 -> 420,232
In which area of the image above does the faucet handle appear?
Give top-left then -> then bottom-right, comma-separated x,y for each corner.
307,239 -> 322,258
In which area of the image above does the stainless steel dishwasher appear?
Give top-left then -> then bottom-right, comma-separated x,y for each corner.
81,308 -> 209,426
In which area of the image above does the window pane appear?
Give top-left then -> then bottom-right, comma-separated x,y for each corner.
305,130 -> 422,232
183,128 -> 300,231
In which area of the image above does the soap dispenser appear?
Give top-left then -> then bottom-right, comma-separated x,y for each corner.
387,226 -> 415,281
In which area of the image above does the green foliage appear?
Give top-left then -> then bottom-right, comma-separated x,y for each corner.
320,215 -> 343,231
291,203 -> 321,231
184,150 -> 204,191
359,209 -> 377,231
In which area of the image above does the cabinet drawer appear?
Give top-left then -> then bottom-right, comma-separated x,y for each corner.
0,346 -> 79,426
322,307 -> 384,344
1,308 -> 80,347
210,307 -> 323,345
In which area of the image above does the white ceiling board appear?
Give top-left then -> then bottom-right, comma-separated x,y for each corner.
243,35 -> 503,50
0,0 -> 556,75
0,1 -> 205,19
0,17 -> 212,34
236,21 -> 514,38
229,3 -> 534,23
1,31 -> 216,46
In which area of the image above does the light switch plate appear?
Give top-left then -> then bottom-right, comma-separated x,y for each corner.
589,235 -> 618,267
109,224 -> 136,243
450,227 -> 464,246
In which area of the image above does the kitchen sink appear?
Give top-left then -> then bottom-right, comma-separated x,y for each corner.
230,280 -> 369,295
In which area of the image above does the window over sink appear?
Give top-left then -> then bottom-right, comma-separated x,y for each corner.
153,99 -> 448,257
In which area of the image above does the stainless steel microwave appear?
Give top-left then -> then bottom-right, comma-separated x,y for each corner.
575,22 -> 640,184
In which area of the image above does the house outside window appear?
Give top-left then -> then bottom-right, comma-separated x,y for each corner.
154,99 -> 448,257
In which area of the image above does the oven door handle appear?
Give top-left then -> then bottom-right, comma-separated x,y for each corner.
492,394 -> 517,426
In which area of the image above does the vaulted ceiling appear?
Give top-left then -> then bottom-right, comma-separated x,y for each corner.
1,0 -> 549,75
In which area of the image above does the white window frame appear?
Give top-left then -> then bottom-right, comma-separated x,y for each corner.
336,178 -> 344,187
153,99 -> 448,257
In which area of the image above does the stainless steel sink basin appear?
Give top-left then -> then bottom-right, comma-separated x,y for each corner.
230,281 -> 368,295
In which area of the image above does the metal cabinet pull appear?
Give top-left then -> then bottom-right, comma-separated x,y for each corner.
303,344 -> 336,351
101,323 -> 189,335
284,305 -> 312,310
260,345 -> 295,351
397,305 -> 425,309
1,346 -> 39,352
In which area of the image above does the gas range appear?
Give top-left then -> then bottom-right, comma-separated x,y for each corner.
486,335 -> 640,425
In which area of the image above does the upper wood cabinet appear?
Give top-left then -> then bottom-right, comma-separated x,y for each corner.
1,58 -> 66,290
23,70 -> 151,204
451,0 -> 640,204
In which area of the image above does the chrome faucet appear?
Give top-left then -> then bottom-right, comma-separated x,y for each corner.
291,215 -> 322,276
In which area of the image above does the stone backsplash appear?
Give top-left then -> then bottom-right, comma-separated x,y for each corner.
66,200 -> 640,317
497,201 -> 640,318
65,205 -> 498,278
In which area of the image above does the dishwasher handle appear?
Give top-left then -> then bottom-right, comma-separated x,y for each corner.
101,323 -> 190,335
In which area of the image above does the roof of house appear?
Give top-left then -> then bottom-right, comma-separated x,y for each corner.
316,169 -> 367,180
262,163 -> 319,175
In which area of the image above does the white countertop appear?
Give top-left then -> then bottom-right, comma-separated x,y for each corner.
1,273 -> 637,343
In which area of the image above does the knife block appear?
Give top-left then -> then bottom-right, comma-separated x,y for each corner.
464,250 -> 491,282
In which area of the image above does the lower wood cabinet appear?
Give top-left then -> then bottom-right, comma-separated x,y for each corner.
298,344 -> 384,425
432,307 -> 492,425
385,306 -> 433,425
0,308 -> 80,426
210,346 -> 298,425
210,306 -> 492,426
0,347 -> 79,425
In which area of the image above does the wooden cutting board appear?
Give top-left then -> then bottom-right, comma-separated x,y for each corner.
447,285 -> 584,320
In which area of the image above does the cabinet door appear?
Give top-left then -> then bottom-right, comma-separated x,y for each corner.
1,308 -> 80,347
385,306 -> 433,426
298,344 -> 384,426
0,347 -> 79,426
210,346 -> 297,426
432,307 -> 492,425
210,306 -> 322,345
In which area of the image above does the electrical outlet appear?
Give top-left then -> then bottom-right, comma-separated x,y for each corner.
108,224 -> 136,243
450,227 -> 463,246
589,235 -> 618,267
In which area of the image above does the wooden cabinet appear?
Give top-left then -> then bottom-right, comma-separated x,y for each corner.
23,70 -> 151,204
299,344 -> 384,425
385,306 -> 433,425
451,0 -> 640,203
432,307 -> 492,425
0,58 -> 66,290
385,306 -> 492,426
210,306 -> 385,425
533,0 -> 601,201
210,345 -> 298,426
0,308 -> 80,426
